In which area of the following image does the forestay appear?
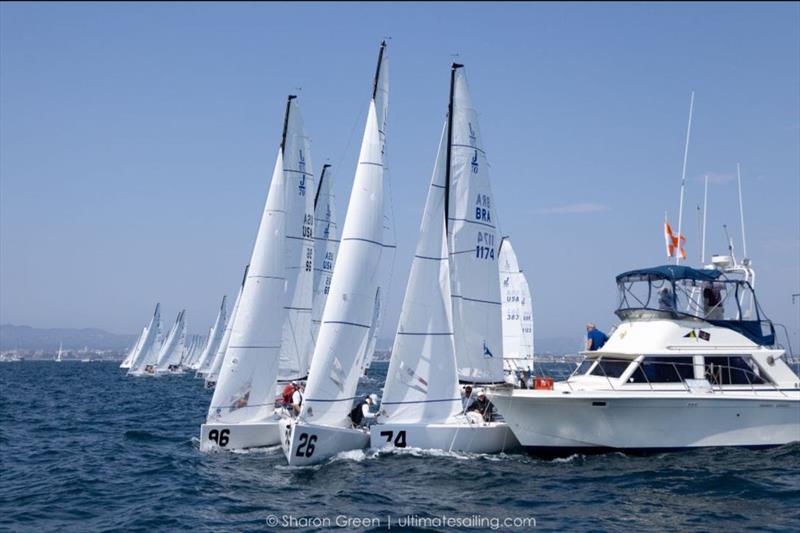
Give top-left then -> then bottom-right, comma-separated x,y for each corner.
499,238 -> 534,366
278,98 -> 316,382
207,151 -> 288,423
381,125 -> 463,424
447,68 -> 504,384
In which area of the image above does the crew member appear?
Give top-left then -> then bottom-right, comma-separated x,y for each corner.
348,393 -> 379,428
585,323 -> 608,351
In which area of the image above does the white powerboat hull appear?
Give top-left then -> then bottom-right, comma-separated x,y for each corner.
280,419 -> 369,466
369,421 -> 520,453
491,389 -> 800,455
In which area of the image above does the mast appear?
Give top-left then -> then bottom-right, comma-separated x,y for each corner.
701,174 -> 708,264
445,63 -> 463,230
736,162 -> 747,259
314,164 -> 330,210
371,40 -> 386,101
676,91 -> 695,265
280,95 -> 297,154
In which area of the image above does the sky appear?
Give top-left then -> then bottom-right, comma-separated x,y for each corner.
1,2 -> 799,349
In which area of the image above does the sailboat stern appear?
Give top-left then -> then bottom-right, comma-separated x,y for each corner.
280,419 -> 369,466
369,421 -> 519,454
200,418 -> 282,452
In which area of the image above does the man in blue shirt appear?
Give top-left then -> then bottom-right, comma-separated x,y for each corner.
586,323 -> 608,351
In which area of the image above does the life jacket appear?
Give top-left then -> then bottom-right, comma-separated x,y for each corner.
281,384 -> 295,405
348,399 -> 367,425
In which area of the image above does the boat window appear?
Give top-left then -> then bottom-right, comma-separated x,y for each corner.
639,357 -> 694,383
590,359 -> 630,378
576,359 -> 596,375
704,356 -> 766,385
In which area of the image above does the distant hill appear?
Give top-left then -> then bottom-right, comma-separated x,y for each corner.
0,324 -> 136,351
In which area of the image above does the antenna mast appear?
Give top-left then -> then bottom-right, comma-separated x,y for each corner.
676,91 -> 695,265
701,174 -> 708,264
736,162 -> 748,259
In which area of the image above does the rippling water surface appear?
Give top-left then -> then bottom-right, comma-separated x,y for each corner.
2,361 -> 799,532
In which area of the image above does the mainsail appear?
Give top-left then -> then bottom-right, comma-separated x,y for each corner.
206,149 -> 288,423
309,164 -> 338,364
300,43 -> 389,427
499,238 -> 534,371
447,66 -> 504,384
278,97 -> 316,382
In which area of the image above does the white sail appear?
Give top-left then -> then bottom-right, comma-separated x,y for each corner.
56,342 -> 64,362
128,303 -> 163,375
300,99 -> 386,427
206,149 -> 288,423
155,310 -> 186,370
380,124 -> 462,424
195,295 -> 228,375
277,97 -> 316,382
447,68 -> 504,384
499,238 -> 534,370
120,326 -> 146,368
205,281 -> 243,386
310,164 -> 338,365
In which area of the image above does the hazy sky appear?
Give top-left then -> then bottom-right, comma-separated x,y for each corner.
1,2 -> 798,348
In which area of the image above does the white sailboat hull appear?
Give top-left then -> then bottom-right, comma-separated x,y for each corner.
490,389 -> 800,455
280,419 -> 369,466
369,420 -> 519,453
200,420 -> 282,452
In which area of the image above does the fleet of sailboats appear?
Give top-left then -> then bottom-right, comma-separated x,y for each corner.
113,41 -> 797,461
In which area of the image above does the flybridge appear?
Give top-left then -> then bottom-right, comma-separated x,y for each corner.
615,264 -> 775,346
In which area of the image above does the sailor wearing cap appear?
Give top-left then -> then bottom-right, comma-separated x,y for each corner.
348,393 -> 380,428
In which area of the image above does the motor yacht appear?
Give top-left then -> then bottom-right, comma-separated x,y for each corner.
489,264 -> 800,455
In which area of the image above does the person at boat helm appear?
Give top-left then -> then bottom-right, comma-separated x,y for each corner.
468,390 -> 496,422
291,382 -> 305,416
281,381 -> 297,408
585,323 -> 608,351
657,286 -> 676,312
348,393 -> 379,428
462,385 -> 476,412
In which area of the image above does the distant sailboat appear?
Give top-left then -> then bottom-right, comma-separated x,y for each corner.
201,93 -> 316,451
204,277 -> 244,388
194,297 -> 227,376
281,41 -> 390,465
499,237 -> 534,380
370,64 -> 518,453
55,342 -> 64,362
120,326 -> 147,369
154,310 -> 187,374
128,303 -> 164,376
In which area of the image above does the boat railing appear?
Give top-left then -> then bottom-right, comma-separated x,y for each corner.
576,355 -> 790,397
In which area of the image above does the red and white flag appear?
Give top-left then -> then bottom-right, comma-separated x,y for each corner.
664,217 -> 686,259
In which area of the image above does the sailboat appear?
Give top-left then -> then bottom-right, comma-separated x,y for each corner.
120,326 -> 147,369
498,237 -> 534,381
194,295 -> 228,375
128,303 -> 164,376
280,41 -> 390,466
200,93 -> 315,451
370,63 -> 519,453
55,342 -> 64,362
154,310 -> 187,374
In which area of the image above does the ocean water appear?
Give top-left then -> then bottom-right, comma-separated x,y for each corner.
1,361 -> 799,532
